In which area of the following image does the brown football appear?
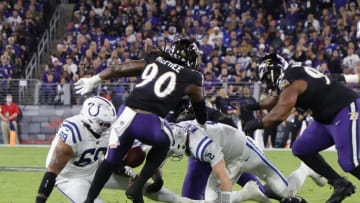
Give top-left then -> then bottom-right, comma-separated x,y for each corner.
123,146 -> 146,168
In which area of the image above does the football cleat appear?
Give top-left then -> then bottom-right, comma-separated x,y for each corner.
280,196 -> 307,203
326,178 -> 355,203
126,181 -> 144,203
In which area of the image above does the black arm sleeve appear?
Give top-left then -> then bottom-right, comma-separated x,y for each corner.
36,172 -> 57,203
191,99 -> 207,124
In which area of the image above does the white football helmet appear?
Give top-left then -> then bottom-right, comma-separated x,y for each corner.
168,123 -> 187,160
81,96 -> 117,136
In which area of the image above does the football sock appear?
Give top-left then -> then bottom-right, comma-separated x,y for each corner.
144,186 -> 183,203
127,147 -> 169,199
85,160 -> 115,201
232,181 -> 270,202
286,163 -> 309,196
297,153 -> 341,182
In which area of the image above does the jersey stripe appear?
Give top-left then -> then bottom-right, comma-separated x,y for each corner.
66,120 -> 82,142
200,139 -> 213,161
196,137 -> 211,161
62,123 -> 77,144
246,139 -> 288,186
350,102 -> 359,167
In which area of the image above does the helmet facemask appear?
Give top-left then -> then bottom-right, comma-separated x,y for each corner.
166,39 -> 201,70
258,54 -> 288,91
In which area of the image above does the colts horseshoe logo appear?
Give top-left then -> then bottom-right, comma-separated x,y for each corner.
88,102 -> 100,116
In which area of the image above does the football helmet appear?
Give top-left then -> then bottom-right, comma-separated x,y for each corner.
258,53 -> 289,90
166,39 -> 201,69
80,96 -> 116,136
168,123 -> 187,160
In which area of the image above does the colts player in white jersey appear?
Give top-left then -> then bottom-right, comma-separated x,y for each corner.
169,120 -> 325,203
35,96 -> 192,203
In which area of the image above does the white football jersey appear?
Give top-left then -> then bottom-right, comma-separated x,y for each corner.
45,115 -> 109,183
176,120 -> 247,166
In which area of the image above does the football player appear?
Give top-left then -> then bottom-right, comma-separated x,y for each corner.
244,53 -> 359,203
169,120 -> 324,203
74,39 -> 211,203
35,96 -> 195,203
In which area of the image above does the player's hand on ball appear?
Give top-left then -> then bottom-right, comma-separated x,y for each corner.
145,178 -> 164,194
244,119 -> 263,135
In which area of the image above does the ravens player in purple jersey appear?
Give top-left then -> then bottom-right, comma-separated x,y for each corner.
244,53 -> 359,203
74,39 -> 208,203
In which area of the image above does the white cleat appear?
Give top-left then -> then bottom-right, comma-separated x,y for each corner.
241,181 -> 271,203
300,162 -> 326,187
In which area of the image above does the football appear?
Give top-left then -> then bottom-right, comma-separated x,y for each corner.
123,146 -> 146,168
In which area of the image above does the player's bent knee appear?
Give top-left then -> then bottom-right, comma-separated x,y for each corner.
291,141 -> 304,156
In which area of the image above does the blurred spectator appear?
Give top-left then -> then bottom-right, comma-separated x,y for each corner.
342,42 -> 360,73
54,77 -> 65,105
0,94 -> 20,144
40,72 -> 56,105
238,86 -> 258,131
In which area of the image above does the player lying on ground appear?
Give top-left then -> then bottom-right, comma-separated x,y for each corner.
244,54 -> 359,203
169,120 -> 327,203
35,96 -> 194,203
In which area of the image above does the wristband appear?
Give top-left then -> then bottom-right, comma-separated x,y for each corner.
344,74 -> 359,84
220,191 -> 232,203
246,103 -> 261,111
91,74 -> 103,84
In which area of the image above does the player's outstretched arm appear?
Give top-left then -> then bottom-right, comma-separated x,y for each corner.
74,60 -> 146,95
35,141 -> 74,203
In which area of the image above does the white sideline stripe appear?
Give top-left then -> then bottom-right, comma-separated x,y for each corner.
0,144 -> 50,147
0,167 -> 45,172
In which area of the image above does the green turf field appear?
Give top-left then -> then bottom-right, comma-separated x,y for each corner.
0,146 -> 359,203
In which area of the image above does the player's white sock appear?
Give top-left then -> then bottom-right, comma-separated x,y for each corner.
299,162 -> 326,187
287,162 -> 309,196
144,186 -> 183,203
232,181 -> 270,203
286,162 -> 326,197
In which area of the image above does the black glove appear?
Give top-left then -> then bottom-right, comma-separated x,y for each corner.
244,119 -> 263,135
145,178 -> 164,194
243,103 -> 261,111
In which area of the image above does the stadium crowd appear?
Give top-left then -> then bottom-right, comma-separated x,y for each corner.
28,0 -> 360,147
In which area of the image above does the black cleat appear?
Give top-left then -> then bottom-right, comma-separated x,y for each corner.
281,196 -> 307,203
326,178 -> 355,203
126,181 -> 144,203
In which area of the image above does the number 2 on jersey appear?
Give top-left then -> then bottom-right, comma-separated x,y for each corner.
136,63 -> 177,97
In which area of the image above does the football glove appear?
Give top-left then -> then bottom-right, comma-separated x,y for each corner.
243,103 -> 261,111
243,119 -> 263,135
74,75 -> 102,95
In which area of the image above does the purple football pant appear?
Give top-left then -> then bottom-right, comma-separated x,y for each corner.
292,99 -> 360,172
106,105 -> 171,165
182,157 -> 266,199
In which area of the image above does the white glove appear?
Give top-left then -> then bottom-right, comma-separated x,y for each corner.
74,75 -> 102,95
